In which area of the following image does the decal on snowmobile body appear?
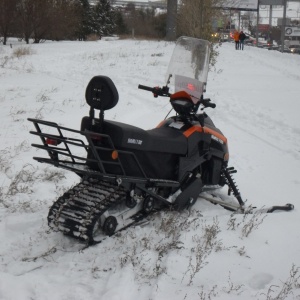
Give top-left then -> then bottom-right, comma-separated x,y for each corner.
127,138 -> 143,145
211,134 -> 224,145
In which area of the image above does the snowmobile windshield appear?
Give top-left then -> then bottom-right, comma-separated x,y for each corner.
166,37 -> 210,104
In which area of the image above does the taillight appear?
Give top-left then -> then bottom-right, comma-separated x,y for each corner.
46,138 -> 60,146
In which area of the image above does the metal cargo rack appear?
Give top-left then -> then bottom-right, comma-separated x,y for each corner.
28,118 -> 180,188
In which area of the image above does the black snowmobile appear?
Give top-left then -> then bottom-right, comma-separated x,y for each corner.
28,37 -> 293,244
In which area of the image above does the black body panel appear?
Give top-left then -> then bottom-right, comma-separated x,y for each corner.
80,113 -> 228,182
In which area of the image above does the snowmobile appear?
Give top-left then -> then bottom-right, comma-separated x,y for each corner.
28,36 -> 294,245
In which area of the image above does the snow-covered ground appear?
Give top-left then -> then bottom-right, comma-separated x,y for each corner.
0,38 -> 300,300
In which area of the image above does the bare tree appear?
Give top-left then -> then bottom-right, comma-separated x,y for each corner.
15,0 -> 81,43
0,0 -> 19,45
17,0 -> 36,44
122,5 -> 164,38
177,0 -> 222,41
47,0 -> 81,41
31,0 -> 53,43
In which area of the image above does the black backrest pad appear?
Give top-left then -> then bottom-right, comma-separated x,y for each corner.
85,76 -> 119,111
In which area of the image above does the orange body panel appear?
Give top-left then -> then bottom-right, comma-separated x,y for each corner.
183,125 -> 227,144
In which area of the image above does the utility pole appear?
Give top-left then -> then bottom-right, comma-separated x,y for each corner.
269,5 -> 272,42
166,0 -> 177,40
280,0 -> 287,52
256,6 -> 259,46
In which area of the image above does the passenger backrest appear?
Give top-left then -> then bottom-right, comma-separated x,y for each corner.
85,76 -> 119,111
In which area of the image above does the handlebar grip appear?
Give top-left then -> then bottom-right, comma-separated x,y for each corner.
138,84 -> 154,92
201,98 -> 216,109
206,102 -> 216,108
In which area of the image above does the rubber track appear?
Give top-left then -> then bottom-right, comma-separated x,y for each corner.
47,178 -> 128,244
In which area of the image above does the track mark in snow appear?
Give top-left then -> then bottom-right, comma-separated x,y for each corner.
238,49 -> 300,82
248,273 -> 274,290
212,90 -> 300,160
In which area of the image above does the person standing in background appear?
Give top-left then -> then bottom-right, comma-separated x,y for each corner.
233,30 -> 240,50
239,31 -> 246,50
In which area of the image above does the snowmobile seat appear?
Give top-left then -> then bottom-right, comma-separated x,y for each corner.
81,117 -> 187,155
85,76 -> 119,111
102,120 -> 187,155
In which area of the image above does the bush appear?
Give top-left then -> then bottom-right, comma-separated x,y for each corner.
12,47 -> 35,58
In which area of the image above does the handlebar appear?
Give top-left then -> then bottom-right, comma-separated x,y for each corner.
201,98 -> 216,109
138,83 -> 216,109
138,84 -> 170,97
138,84 -> 155,92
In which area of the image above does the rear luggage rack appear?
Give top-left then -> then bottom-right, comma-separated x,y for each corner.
28,118 -> 180,188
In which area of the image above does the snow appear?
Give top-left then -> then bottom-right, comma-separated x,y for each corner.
1,37 -> 300,300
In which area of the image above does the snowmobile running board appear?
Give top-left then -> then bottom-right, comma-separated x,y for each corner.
199,194 -> 294,214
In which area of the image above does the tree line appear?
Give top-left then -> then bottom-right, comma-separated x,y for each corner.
0,0 -> 223,45
0,0 -> 169,45
0,0 -> 121,45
